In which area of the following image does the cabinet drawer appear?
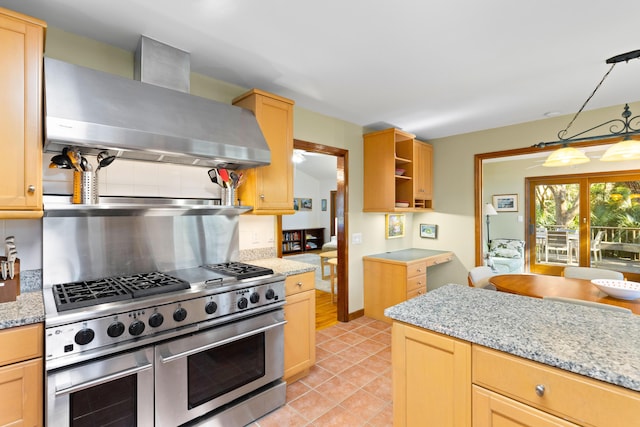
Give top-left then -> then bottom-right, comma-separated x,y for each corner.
0,323 -> 43,367
425,252 -> 453,267
285,271 -> 314,296
406,261 -> 427,278
406,287 -> 426,300
472,345 -> 640,427
407,275 -> 426,293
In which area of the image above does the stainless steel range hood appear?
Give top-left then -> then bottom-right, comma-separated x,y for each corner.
43,39 -> 270,169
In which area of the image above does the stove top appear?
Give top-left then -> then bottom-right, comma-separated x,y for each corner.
52,271 -> 190,312
204,262 -> 275,280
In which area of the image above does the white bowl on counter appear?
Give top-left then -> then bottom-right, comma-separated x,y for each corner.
591,279 -> 640,300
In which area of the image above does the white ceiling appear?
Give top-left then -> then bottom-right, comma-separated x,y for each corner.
3,0 -> 640,142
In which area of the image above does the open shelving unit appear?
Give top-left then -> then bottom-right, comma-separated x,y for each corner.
282,227 -> 325,254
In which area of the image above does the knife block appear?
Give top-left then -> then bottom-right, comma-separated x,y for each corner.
0,256 -> 19,303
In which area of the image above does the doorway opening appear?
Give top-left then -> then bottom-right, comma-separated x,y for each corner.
280,139 -> 349,325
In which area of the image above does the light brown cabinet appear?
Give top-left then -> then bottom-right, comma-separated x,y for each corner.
283,271 -> 315,382
363,251 -> 453,323
232,89 -> 294,214
413,140 -> 433,208
0,8 -> 46,218
392,322 -> 471,427
392,322 -> 640,427
473,345 -> 640,427
363,128 -> 433,212
0,323 -> 43,427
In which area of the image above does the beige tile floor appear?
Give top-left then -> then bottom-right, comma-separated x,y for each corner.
253,316 -> 393,427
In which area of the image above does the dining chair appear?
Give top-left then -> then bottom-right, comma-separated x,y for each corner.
545,231 -> 571,263
591,230 -> 604,263
467,266 -> 497,290
562,266 -> 624,280
543,296 -> 632,314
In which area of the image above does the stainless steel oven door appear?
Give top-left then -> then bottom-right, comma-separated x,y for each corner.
154,309 -> 285,427
47,346 -> 154,427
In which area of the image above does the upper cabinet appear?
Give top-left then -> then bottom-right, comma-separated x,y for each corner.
363,128 -> 433,212
0,8 -> 46,218
232,89 -> 295,215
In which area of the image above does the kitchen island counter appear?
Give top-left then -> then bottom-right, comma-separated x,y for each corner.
0,291 -> 44,330
385,283 -> 640,392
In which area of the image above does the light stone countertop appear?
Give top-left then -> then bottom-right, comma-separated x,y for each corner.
246,257 -> 316,276
384,283 -> 640,392
0,291 -> 44,330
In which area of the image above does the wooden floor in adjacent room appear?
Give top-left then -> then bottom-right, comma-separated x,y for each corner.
315,290 -> 338,330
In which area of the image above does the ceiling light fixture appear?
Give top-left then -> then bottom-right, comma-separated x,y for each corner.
534,49 -> 640,167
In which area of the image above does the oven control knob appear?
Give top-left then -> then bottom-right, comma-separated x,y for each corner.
107,322 -> 125,338
173,307 -> 188,322
129,320 -> 145,336
237,297 -> 248,309
74,328 -> 95,345
205,301 -> 218,314
149,313 -> 164,328
250,292 -> 260,304
265,289 -> 275,300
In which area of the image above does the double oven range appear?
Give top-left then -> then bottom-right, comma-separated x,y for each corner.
42,196 -> 287,426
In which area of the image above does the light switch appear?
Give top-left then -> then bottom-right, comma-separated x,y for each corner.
518,215 -> 523,223
352,233 -> 362,244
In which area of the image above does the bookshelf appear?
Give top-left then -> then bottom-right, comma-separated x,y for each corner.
282,228 -> 325,254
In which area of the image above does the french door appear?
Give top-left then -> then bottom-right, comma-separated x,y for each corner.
527,171 -> 640,281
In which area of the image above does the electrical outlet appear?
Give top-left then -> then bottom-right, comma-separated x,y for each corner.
352,233 -> 362,244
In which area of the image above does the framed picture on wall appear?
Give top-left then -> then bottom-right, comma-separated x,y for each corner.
300,198 -> 312,210
493,194 -> 518,212
385,214 -> 405,239
420,224 -> 437,239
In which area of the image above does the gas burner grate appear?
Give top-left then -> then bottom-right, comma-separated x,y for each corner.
52,272 -> 190,311
204,262 -> 274,280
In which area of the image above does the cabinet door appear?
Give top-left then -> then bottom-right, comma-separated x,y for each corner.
232,89 -> 294,214
283,289 -> 315,381
0,9 -> 45,217
473,386 -> 579,427
414,140 -> 433,208
392,322 -> 471,427
0,358 -> 43,427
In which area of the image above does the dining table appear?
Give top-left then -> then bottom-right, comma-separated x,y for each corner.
488,274 -> 640,315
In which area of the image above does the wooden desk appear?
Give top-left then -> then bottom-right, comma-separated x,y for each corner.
489,274 -> 640,315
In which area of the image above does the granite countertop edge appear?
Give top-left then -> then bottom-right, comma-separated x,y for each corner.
384,283 -> 640,392
246,258 -> 316,276
0,291 -> 45,330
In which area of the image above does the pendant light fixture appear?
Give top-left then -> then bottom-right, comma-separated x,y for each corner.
534,49 -> 640,166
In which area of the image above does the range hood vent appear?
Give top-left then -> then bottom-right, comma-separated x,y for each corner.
44,42 -> 270,169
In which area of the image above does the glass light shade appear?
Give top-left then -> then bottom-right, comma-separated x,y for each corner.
600,139 -> 640,161
542,146 -> 590,167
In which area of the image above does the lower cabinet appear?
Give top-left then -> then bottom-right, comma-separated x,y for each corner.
391,322 -> 471,427
392,322 -> 640,427
283,271 -> 315,382
0,323 -> 43,427
473,386 -> 579,427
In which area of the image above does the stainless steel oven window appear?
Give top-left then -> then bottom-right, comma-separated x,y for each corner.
70,375 -> 137,426
47,347 -> 154,427
188,332 -> 265,408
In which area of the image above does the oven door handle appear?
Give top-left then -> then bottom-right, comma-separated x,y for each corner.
54,362 -> 153,396
159,319 -> 287,364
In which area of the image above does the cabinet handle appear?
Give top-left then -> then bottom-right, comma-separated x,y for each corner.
260,194 -> 265,200
416,268 -> 422,272
417,281 -> 423,286
296,281 -> 303,287
28,185 -> 36,193
535,384 -> 545,397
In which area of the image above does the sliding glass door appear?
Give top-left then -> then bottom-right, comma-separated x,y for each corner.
527,172 -> 640,281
